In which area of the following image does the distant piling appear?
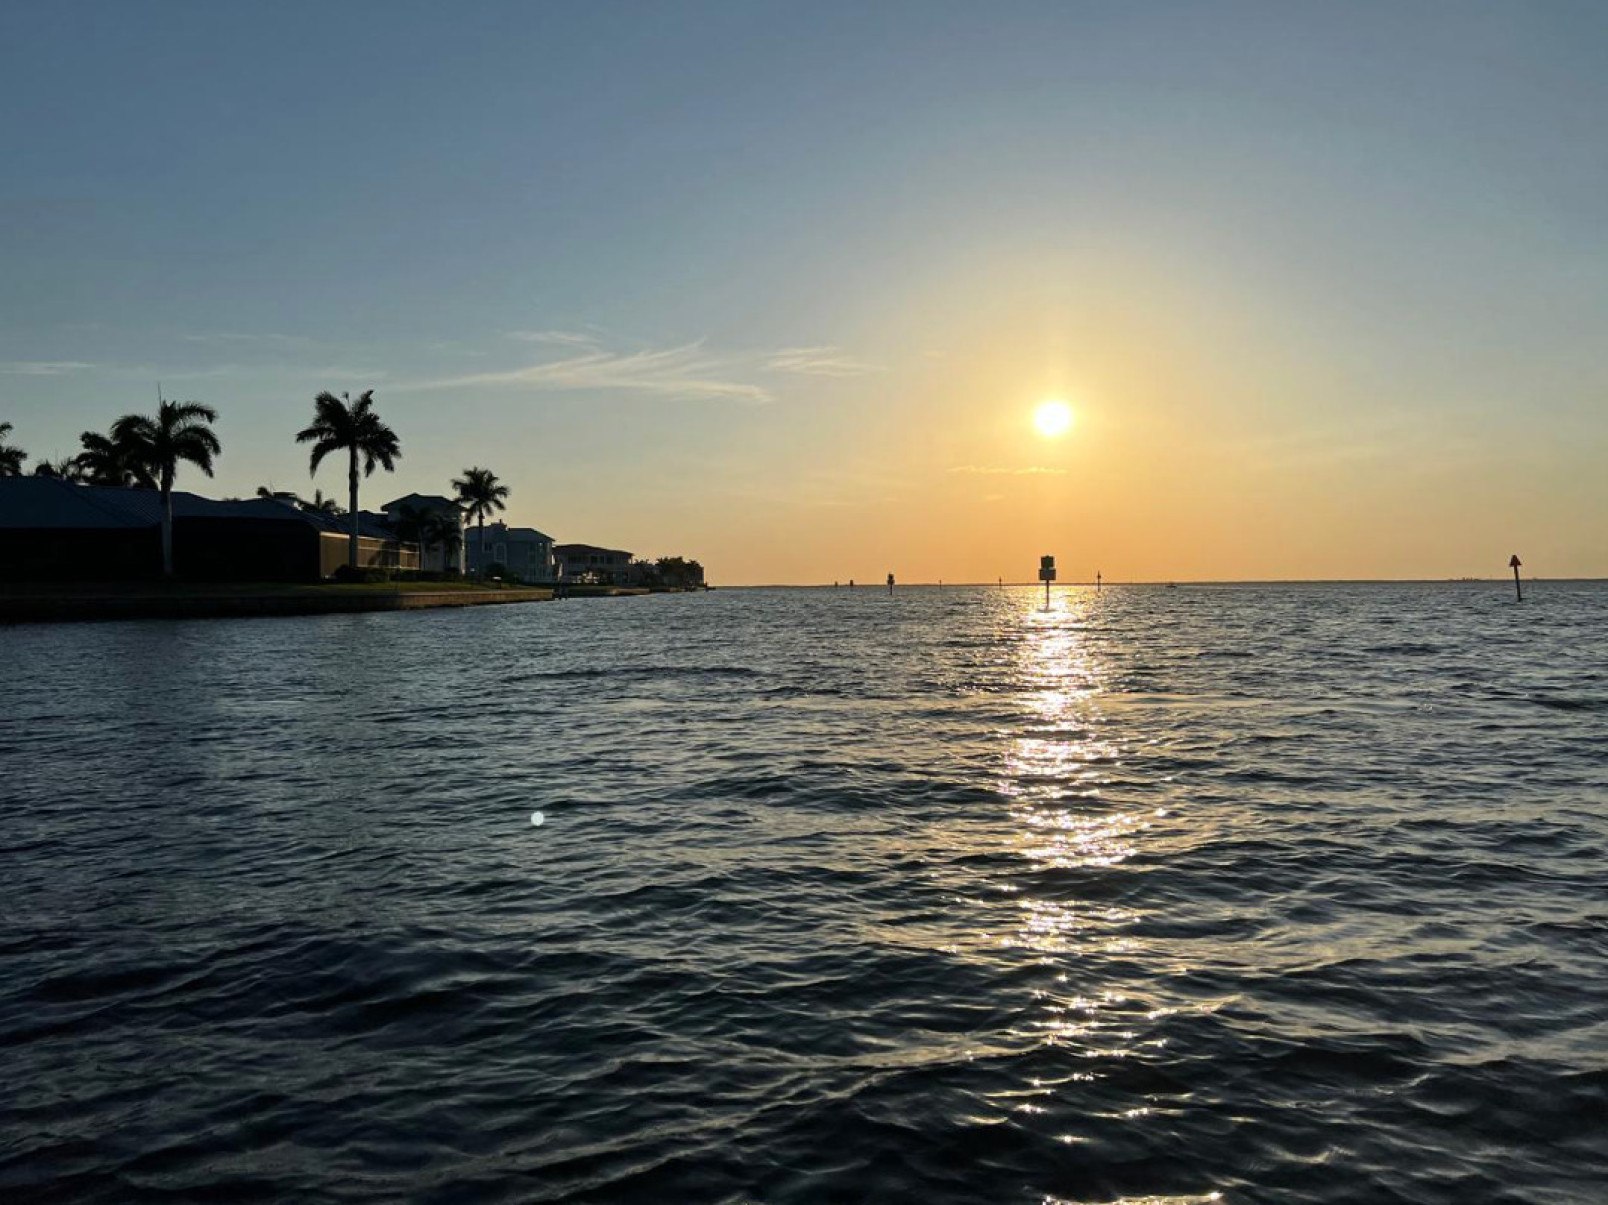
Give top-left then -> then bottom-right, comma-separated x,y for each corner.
1038,554 -> 1056,609
887,572 -> 895,595
1510,554 -> 1523,602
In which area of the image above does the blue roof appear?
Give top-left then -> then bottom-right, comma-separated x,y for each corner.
0,477 -> 154,528
0,478 -> 396,539
382,493 -> 459,512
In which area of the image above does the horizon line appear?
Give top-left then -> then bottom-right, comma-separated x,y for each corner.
720,577 -> 1605,588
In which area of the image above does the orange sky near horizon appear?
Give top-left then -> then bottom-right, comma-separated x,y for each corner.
568,272 -> 1606,585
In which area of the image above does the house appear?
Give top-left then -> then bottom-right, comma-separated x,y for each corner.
380,493 -> 464,573
555,543 -> 633,585
0,477 -> 418,581
464,521 -> 555,583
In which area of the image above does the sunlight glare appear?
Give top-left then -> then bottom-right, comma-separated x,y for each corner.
1034,399 -> 1073,438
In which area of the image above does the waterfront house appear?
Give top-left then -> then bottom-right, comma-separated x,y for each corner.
554,543 -> 633,585
464,521 -> 555,583
0,477 -> 417,581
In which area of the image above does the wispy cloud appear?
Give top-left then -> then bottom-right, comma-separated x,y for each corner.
948,464 -> 1068,476
114,363 -> 388,383
506,329 -> 600,347
401,341 -> 774,404
767,346 -> 882,377
181,331 -> 316,347
0,360 -> 95,375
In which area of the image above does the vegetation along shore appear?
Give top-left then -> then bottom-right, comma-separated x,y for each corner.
0,393 -> 706,618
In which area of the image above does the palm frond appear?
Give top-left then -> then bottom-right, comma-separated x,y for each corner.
300,389 -> 400,478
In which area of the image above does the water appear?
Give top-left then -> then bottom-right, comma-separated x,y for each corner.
3,583 -> 1605,1204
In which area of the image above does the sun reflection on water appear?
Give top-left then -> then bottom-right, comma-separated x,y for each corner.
1041,1190 -> 1215,1196
998,592 -> 1154,1038
1002,590 -> 1130,871
993,590 -> 1221,1203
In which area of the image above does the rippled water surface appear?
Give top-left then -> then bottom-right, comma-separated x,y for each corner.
4,583 -> 1606,1203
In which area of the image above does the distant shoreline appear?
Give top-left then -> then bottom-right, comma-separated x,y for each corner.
721,578 -> 1607,588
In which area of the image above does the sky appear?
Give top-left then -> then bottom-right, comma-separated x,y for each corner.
2,1 -> 1605,583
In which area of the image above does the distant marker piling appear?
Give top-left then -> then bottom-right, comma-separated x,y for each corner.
1038,555 -> 1056,609
1510,554 -> 1523,602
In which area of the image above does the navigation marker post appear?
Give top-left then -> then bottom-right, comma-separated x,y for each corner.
1096,571 -> 1102,593
1510,554 -> 1522,602
887,572 -> 895,595
1038,555 -> 1056,609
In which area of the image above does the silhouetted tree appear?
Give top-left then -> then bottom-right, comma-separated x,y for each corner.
77,417 -> 158,487
296,390 -> 400,567
421,509 -> 463,571
298,488 -> 343,517
33,457 -> 86,481
256,485 -> 301,505
452,466 -> 509,576
115,400 -> 221,577
651,556 -> 706,589
0,423 -> 25,477
391,502 -> 428,561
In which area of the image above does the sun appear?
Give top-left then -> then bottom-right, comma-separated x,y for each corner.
1033,399 -> 1073,438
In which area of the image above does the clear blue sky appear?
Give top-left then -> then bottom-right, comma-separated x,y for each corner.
4,2 -> 1605,580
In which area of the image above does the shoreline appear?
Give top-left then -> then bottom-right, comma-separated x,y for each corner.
0,583 -> 556,624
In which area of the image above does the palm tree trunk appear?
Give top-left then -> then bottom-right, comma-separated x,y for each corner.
161,476 -> 174,578
478,517 -> 486,578
348,446 -> 360,568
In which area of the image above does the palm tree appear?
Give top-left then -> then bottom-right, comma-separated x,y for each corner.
421,509 -> 463,573
296,391 -> 400,567
390,503 -> 428,571
116,399 -> 221,577
452,467 -> 510,577
0,423 -> 25,477
393,502 -> 466,574
256,485 -> 302,505
76,417 -> 158,487
298,488 -> 343,517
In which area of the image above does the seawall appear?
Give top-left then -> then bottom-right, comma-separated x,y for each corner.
0,586 -> 555,625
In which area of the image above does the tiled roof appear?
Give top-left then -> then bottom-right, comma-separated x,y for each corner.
382,493 -> 459,512
0,478 -> 153,529
0,478 -> 398,540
